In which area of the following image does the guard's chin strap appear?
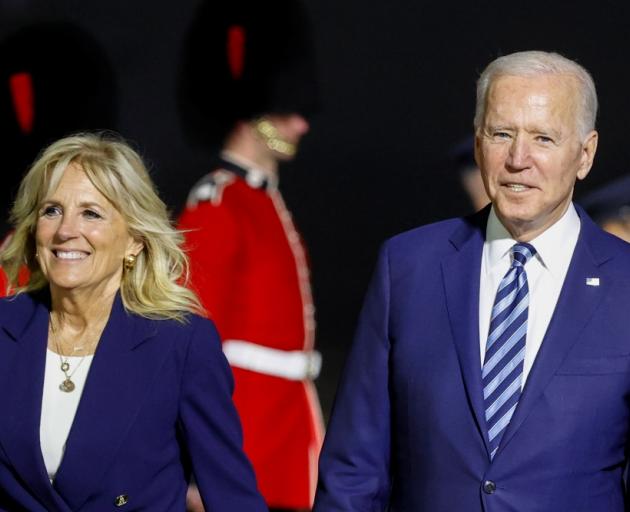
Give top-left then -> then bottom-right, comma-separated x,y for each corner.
253,117 -> 296,157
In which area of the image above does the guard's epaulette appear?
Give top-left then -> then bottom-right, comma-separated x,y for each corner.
186,169 -> 236,207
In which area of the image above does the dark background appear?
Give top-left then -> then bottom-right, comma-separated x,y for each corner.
2,0 -> 629,416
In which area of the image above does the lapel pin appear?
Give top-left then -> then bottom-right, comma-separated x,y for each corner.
586,277 -> 600,287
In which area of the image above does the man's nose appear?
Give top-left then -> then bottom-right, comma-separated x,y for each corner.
291,114 -> 310,135
506,135 -> 531,170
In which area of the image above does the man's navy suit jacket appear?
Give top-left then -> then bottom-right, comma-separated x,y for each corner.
0,292 -> 267,511
315,206 -> 630,511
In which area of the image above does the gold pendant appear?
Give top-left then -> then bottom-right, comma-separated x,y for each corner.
59,379 -> 75,392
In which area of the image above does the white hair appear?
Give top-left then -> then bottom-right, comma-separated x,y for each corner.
474,51 -> 598,139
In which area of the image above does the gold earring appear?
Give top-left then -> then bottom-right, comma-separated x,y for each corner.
123,254 -> 137,271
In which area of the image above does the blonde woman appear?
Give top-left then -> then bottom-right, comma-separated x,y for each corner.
0,133 -> 265,511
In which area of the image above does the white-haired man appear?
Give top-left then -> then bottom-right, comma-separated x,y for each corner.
315,51 -> 630,511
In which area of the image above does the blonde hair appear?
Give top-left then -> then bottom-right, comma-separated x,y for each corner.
1,132 -> 202,322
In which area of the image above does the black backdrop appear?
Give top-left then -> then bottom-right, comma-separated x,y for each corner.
2,0 -> 630,416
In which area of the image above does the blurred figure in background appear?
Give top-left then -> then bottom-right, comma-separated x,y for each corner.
0,21 -> 116,239
178,1 -> 323,510
580,174 -> 630,242
452,136 -> 490,212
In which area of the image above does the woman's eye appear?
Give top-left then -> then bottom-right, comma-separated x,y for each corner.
42,205 -> 61,217
83,209 -> 102,219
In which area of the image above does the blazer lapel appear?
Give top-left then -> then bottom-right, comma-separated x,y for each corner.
442,210 -> 490,455
496,212 -> 611,458
0,294 -> 72,512
52,294 -> 158,510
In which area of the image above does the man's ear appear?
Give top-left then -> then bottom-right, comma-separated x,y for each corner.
474,130 -> 483,169
577,130 -> 598,181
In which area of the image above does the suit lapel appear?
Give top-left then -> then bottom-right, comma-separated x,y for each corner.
52,294 -> 158,510
442,209 -> 490,455
496,211 -> 611,457
0,293 -> 72,512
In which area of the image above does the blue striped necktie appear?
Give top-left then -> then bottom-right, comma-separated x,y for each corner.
483,242 -> 536,459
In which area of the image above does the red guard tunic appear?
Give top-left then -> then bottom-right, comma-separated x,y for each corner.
178,156 -> 324,509
0,233 -> 30,296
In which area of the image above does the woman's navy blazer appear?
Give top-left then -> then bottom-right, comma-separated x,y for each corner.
0,291 -> 267,511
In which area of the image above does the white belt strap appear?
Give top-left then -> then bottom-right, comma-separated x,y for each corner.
222,339 -> 322,381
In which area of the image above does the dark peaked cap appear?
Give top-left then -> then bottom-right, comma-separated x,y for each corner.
178,0 -> 320,145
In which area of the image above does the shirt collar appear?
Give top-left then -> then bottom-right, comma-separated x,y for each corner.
485,202 -> 581,277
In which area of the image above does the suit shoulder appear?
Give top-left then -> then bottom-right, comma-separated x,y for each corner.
141,311 -> 217,335
166,314 -> 225,369
0,291 -> 38,313
148,313 -> 221,347
390,217 -> 465,243
373,214 -> 487,278
601,230 -> 630,252
184,313 -> 221,338
384,216 -> 470,257
576,209 -> 630,273
0,292 -> 42,335
597,229 -> 630,271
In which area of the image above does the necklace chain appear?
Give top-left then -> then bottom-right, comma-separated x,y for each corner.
57,350 -> 90,393
50,322 -> 98,393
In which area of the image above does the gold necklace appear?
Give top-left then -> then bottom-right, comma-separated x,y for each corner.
57,350 -> 89,392
51,328 -> 98,393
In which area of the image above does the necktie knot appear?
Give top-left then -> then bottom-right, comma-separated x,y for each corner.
511,243 -> 536,268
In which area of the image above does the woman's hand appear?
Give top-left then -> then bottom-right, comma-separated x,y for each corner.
186,484 -> 204,512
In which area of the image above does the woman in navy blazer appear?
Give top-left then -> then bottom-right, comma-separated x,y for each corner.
0,133 -> 267,511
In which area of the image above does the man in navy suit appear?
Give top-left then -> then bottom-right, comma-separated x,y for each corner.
314,51 -> 630,511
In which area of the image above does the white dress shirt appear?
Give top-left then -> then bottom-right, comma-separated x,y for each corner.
479,203 -> 580,384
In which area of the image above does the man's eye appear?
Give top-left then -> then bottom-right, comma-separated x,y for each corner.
493,132 -> 510,139
536,135 -> 553,143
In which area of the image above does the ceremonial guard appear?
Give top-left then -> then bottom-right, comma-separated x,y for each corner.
177,2 -> 324,510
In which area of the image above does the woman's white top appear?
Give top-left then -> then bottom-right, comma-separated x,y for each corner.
40,349 -> 94,481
